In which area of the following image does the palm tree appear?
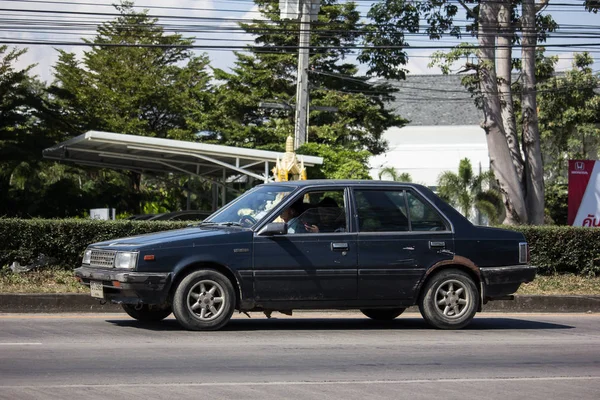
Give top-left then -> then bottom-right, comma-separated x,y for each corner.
437,158 -> 504,225
378,166 -> 412,182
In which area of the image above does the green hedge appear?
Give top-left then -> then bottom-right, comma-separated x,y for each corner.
507,225 -> 600,277
1,219 -> 599,277
0,219 -> 188,270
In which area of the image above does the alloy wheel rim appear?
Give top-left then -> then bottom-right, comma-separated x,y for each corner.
186,279 -> 226,321
434,279 -> 469,319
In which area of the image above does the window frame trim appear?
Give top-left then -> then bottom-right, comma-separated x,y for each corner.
254,186 -> 354,235
350,186 -> 454,234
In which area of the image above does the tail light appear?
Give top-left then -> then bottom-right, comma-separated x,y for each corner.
519,242 -> 529,264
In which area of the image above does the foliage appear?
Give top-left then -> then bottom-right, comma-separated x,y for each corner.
50,1 -> 212,140
205,0 -> 406,178
544,182 -> 568,225
437,158 -> 503,224
2,219 -> 599,278
0,219 -> 189,268
45,1 -> 213,214
0,46 -> 68,217
508,225 -> 600,277
364,0 -> 564,225
378,166 -> 412,182
536,53 -> 600,184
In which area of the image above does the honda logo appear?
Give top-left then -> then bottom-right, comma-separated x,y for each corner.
575,162 -> 585,171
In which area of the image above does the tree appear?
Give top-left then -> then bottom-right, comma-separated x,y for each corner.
49,1 -> 213,213
437,158 -> 503,225
205,0 -> 406,179
537,53 -> 600,182
363,0 -> 569,224
0,46 -> 76,217
534,52 -> 600,225
378,166 -> 412,182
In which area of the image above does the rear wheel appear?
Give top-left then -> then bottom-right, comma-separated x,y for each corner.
121,304 -> 172,322
172,269 -> 235,331
360,308 -> 405,321
418,269 -> 479,330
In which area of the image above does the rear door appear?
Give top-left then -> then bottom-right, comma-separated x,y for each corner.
354,188 -> 454,300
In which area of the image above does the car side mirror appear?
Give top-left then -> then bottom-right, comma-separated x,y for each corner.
258,222 -> 288,236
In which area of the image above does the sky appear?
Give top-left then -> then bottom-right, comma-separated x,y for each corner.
1,0 -> 599,82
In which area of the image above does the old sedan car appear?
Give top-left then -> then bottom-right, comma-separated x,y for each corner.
75,180 -> 536,330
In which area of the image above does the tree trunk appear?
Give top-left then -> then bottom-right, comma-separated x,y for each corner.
478,0 -> 528,224
521,0 -> 545,225
497,1 -> 525,187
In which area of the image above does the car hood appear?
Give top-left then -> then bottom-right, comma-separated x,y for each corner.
90,226 -> 247,250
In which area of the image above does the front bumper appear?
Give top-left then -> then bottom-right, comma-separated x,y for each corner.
75,266 -> 172,305
480,265 -> 537,300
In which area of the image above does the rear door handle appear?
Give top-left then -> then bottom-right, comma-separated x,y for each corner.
331,242 -> 349,251
429,241 -> 446,249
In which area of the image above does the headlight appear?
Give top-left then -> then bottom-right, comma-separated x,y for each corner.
82,249 -> 92,265
114,252 -> 138,269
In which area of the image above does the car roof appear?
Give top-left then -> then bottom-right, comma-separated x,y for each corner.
261,179 -> 472,232
262,180 -> 421,188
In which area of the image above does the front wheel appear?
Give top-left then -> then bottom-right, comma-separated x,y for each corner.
172,269 -> 235,331
121,304 -> 172,322
360,308 -> 405,321
418,269 -> 479,330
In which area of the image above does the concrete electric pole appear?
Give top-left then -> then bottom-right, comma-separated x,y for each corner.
293,0 -> 311,150
280,0 -> 320,150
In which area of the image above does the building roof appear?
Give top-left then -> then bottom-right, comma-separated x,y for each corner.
43,131 -> 323,184
387,74 -> 482,126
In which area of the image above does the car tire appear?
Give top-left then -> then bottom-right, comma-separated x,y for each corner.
121,304 -> 172,322
172,269 -> 235,331
418,269 -> 479,330
360,308 -> 406,321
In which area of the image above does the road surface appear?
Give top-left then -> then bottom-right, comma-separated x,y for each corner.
1,312 -> 599,399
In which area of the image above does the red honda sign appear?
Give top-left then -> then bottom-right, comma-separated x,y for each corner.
568,160 -> 600,226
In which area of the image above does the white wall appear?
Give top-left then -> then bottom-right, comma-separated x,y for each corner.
370,125 -> 490,187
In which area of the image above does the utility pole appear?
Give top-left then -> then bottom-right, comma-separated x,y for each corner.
293,0 -> 311,150
279,0 -> 321,149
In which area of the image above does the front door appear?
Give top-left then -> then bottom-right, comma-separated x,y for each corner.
253,188 -> 357,302
354,188 -> 454,300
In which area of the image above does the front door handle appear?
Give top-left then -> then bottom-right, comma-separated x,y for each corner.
429,241 -> 446,249
331,242 -> 349,251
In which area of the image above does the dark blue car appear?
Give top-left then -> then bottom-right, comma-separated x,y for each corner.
75,180 -> 536,330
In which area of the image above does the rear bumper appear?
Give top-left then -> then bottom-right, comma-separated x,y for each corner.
74,266 -> 172,305
480,265 -> 537,301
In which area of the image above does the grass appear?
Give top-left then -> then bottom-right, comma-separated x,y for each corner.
516,274 -> 600,295
1,267 -> 599,295
0,267 -> 87,294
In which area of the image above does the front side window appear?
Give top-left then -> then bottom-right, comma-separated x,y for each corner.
355,190 -> 410,232
205,185 -> 295,227
274,190 -> 347,234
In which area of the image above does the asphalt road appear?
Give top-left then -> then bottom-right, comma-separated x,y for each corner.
0,312 -> 599,400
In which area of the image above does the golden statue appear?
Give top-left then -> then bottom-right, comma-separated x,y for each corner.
272,136 -> 308,181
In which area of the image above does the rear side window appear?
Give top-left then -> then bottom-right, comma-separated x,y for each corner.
406,191 -> 448,231
355,190 -> 410,232
355,189 -> 449,232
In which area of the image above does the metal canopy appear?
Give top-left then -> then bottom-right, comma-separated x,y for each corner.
43,131 -> 324,185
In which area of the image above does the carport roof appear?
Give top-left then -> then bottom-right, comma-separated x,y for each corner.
43,131 -> 323,183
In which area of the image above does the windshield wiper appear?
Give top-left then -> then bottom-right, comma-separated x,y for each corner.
217,222 -> 243,227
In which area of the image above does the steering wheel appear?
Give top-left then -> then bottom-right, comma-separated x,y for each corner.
239,215 -> 257,227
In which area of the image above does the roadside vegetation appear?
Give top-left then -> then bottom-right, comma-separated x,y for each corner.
1,267 -> 598,295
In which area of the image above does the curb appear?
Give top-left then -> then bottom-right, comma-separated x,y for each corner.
1,294 -> 599,314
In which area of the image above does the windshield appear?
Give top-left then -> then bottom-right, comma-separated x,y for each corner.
204,185 -> 295,227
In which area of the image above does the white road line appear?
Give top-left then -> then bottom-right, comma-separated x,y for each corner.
0,343 -> 42,346
2,376 -> 599,389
